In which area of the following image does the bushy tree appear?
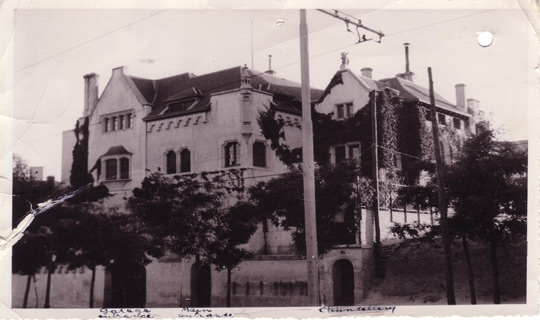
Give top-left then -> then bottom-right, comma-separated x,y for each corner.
446,122 -> 527,304
127,171 -> 258,307
247,163 -> 362,255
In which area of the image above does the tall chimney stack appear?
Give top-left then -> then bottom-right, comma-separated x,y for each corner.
361,68 -> 373,79
396,43 -> 414,81
265,55 -> 276,75
83,73 -> 99,117
404,43 -> 410,73
455,84 -> 466,111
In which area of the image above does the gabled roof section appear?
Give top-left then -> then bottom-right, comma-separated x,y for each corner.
349,71 -> 387,91
102,145 -> 132,157
382,77 -> 470,117
316,69 -> 388,104
123,66 -> 324,121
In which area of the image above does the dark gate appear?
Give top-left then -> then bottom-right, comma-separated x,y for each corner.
190,262 -> 211,307
105,263 -> 146,308
333,259 -> 355,306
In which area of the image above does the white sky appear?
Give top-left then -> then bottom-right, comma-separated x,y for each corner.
3,0 -> 539,180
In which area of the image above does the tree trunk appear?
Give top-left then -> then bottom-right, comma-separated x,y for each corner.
429,207 -> 433,225
23,273 -> 32,308
403,204 -> 407,223
226,267 -> 232,307
417,206 -> 420,223
489,235 -> 501,304
389,198 -> 393,222
44,267 -> 53,308
461,235 -> 477,304
89,266 -> 96,308
262,218 -> 269,255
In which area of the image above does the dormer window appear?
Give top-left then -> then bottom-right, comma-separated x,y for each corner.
168,99 -> 197,113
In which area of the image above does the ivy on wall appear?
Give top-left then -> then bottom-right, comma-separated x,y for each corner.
257,88 -> 464,186
70,117 -> 91,188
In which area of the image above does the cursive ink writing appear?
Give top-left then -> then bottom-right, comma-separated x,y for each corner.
99,308 -> 155,318
319,305 -> 396,314
178,307 -> 233,318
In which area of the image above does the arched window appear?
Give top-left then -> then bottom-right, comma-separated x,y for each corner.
253,142 -> 266,167
180,149 -> 191,173
105,159 -> 118,180
120,158 -> 129,179
166,151 -> 177,174
104,118 -> 110,132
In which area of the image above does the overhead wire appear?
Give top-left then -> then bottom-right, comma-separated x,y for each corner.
17,9 -> 489,184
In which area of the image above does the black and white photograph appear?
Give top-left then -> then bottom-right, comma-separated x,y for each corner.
1,0 -> 539,318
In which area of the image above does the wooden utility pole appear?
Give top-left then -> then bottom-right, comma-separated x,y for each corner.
428,67 -> 456,305
371,90 -> 383,278
299,9 -> 320,306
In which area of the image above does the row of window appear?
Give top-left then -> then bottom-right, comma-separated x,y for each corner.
332,142 -> 403,170
426,113 -> 463,130
163,141 -> 268,174
103,113 -> 133,132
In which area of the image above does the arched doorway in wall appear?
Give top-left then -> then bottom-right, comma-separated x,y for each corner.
190,261 -> 211,307
104,263 -> 147,308
333,259 -> 355,306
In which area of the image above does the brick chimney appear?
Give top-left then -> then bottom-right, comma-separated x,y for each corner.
361,68 -> 373,79
455,84 -> 466,111
83,73 -> 99,117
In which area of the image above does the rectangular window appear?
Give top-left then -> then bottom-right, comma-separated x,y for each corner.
104,118 -> 110,132
120,158 -> 129,179
394,154 -> 403,171
112,117 -> 117,131
336,104 -> 344,119
438,114 -> 446,125
126,113 -> 132,128
225,142 -> 240,167
335,146 -> 346,164
425,111 -> 431,121
346,103 -> 353,117
253,142 -> 266,167
119,115 -> 124,130
105,159 -> 117,180
348,144 -> 360,165
453,118 -> 461,129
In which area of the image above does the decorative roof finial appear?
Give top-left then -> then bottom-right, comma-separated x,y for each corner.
340,52 -> 349,70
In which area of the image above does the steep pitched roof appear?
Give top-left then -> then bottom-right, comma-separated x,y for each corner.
102,145 -> 132,156
130,77 -> 156,104
382,77 -> 470,117
126,67 -> 323,121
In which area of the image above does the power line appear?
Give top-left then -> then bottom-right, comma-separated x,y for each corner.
15,10 -> 167,73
